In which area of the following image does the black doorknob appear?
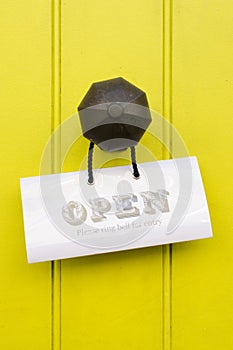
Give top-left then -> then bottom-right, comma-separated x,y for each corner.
78,77 -> 151,152
77,77 -> 151,184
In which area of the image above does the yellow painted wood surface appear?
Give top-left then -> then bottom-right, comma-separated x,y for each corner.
0,1 -> 232,349
172,1 -> 233,349
61,1 -> 164,349
0,1 -> 52,349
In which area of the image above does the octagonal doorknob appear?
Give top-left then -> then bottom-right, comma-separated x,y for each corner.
78,77 -> 151,152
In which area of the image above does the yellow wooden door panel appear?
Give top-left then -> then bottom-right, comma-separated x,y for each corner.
172,1 -> 233,349
2,1 -> 231,349
59,1 -> 164,349
0,2 -> 51,349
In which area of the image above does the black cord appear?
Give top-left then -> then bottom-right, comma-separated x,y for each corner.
130,146 -> 140,179
88,143 -> 139,184
88,141 -> 95,184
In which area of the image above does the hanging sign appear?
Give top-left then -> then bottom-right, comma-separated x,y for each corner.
20,156 -> 212,263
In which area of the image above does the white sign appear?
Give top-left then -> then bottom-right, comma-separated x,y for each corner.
20,156 -> 212,263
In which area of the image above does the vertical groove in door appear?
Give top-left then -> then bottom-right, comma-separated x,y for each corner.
51,0 -> 62,349
162,0 -> 173,349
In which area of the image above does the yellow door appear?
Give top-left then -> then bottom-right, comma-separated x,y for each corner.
0,1 -> 232,349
